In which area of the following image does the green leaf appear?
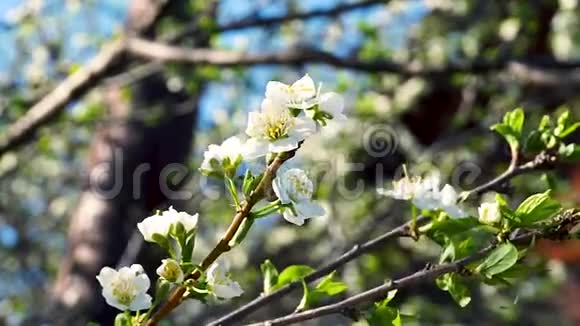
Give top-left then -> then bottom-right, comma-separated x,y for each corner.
314,271 -> 348,296
559,143 -> 580,161
260,259 -> 279,295
436,273 -> 471,307
523,130 -> 544,153
295,272 -> 348,311
539,114 -> 551,131
477,242 -> 518,277
367,290 -> 400,325
492,108 -> 526,150
557,122 -> 580,138
515,191 -> 561,225
430,217 -> 480,235
505,108 -> 525,135
491,123 -> 519,150
276,265 -> 315,288
296,280 -> 310,312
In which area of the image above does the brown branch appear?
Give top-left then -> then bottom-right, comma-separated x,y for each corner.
0,41 -> 125,156
125,37 -> 580,81
249,210 -> 580,326
145,150 -> 297,325
207,216 -> 426,326
216,0 -> 386,33
0,0 -> 171,157
209,150 -> 557,325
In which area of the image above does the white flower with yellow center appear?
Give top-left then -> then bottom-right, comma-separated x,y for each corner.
156,259 -> 184,284
246,98 -> 316,155
96,264 -> 152,311
207,259 -> 244,299
478,201 -> 502,224
272,166 -> 325,226
266,74 -> 317,109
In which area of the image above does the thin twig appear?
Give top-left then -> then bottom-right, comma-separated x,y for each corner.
207,216 -> 427,326
210,151 -> 556,325
248,212 -> 580,326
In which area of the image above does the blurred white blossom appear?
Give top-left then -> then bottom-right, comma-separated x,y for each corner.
207,259 -> 244,299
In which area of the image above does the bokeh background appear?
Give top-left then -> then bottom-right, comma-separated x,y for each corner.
0,0 -> 579,325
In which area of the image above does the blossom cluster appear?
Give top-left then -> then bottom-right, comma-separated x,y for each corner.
378,172 -> 467,218
95,75 -> 345,315
201,74 -> 344,225
378,172 -> 503,224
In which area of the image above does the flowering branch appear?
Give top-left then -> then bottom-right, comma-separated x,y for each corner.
249,210 -> 580,326
145,150 -> 297,325
208,145 -> 561,325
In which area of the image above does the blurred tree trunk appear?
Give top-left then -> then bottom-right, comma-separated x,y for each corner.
47,0 -> 201,324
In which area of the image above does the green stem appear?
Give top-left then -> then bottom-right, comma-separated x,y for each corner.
251,200 -> 281,218
225,176 -> 241,209
410,205 -> 419,240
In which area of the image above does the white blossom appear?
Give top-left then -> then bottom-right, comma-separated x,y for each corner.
317,92 -> 346,121
378,173 -> 467,218
478,201 -> 502,224
206,259 -> 244,299
245,98 -> 316,155
200,136 -> 245,174
137,207 -> 198,242
272,166 -> 325,226
163,206 -> 198,233
96,264 -> 152,311
438,184 -> 467,218
137,212 -> 173,243
265,74 -> 317,109
156,259 -> 184,284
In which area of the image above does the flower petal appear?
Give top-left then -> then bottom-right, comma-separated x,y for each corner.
269,138 -> 299,153
272,176 -> 291,204
282,209 -> 306,226
128,293 -> 152,311
291,74 -> 316,101
319,92 -> 344,117
295,201 -> 325,218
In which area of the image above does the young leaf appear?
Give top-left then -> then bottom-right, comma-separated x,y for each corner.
492,108 -> 525,150
367,290 -> 400,325
559,143 -> 580,161
314,271 -> 348,297
515,191 -> 561,225
296,272 -> 348,311
260,259 -> 279,295
276,265 -> 315,288
505,108 -> 525,135
436,273 -> 471,307
477,242 -> 518,277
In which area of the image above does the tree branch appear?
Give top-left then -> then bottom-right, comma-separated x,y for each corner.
249,210 -> 580,326
216,0 -> 386,33
0,41 -> 125,156
145,150 -> 298,326
125,37 -> 580,81
209,150 -> 556,325
0,0 -> 171,157
207,216 -> 426,326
